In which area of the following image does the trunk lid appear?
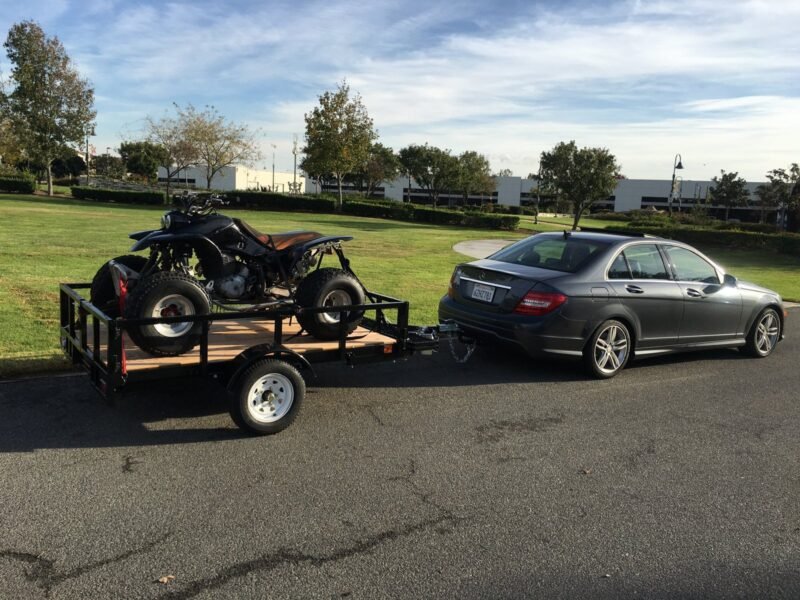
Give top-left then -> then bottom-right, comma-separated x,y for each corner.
453,259 -> 565,313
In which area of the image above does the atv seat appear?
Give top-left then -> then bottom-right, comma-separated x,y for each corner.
236,219 -> 321,251
270,231 -> 323,251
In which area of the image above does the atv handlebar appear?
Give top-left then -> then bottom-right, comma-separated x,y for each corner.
172,191 -> 228,215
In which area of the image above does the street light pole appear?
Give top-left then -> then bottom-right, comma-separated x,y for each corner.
668,154 -> 684,214
667,154 -> 683,214
292,135 -> 298,194
271,143 -> 276,192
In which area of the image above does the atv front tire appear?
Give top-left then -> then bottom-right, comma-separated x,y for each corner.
124,271 -> 210,356
295,268 -> 365,340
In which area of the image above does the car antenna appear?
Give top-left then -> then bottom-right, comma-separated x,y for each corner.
562,230 -> 571,239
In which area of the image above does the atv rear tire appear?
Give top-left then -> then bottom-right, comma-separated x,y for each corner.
295,268 -> 365,340
124,271 -> 210,356
90,255 -> 148,317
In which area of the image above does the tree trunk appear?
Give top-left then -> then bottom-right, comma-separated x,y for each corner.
46,162 -> 53,196
725,205 -> 730,221
336,174 -> 343,212
571,208 -> 582,231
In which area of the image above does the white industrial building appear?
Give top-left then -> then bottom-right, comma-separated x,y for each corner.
158,164 -> 305,193
306,174 -> 769,216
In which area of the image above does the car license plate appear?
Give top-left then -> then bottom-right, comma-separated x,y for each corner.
471,283 -> 495,303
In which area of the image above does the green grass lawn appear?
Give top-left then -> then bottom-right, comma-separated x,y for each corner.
1,195 -> 798,377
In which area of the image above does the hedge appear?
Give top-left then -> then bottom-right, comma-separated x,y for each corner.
0,173 -> 36,194
71,186 -> 166,205
231,190 -> 336,212
628,224 -> 800,256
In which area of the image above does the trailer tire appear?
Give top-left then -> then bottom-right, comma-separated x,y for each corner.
124,271 -> 210,356
229,359 -> 305,435
90,255 -> 148,317
295,268 -> 365,340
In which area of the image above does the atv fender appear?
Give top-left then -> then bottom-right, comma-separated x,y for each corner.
130,233 -> 225,278
294,235 -> 353,255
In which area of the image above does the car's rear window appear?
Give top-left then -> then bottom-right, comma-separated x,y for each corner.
491,236 -> 610,273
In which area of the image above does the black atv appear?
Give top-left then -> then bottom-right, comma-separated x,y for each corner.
90,192 -> 365,356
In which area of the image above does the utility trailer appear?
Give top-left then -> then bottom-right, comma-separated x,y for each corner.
60,283 -> 452,435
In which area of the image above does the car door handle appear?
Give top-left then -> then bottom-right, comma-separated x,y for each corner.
625,285 -> 644,294
686,288 -> 704,298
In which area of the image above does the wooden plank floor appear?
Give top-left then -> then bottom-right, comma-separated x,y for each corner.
109,319 -> 396,371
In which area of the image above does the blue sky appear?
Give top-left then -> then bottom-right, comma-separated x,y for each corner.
2,0 -> 799,180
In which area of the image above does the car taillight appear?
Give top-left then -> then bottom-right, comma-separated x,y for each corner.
514,291 -> 567,315
447,269 -> 461,298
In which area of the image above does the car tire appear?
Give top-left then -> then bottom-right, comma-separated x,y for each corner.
742,307 -> 781,358
583,319 -> 631,379
295,268 -> 365,340
124,271 -> 210,356
90,255 -> 148,317
229,359 -> 305,435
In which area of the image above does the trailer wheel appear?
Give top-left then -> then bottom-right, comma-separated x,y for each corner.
124,271 -> 210,356
229,359 -> 305,435
90,255 -> 148,317
295,268 -> 365,340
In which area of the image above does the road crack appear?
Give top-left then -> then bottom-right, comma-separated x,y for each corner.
0,532 -> 172,597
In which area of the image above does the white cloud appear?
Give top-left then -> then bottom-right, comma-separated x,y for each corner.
17,0 -> 797,178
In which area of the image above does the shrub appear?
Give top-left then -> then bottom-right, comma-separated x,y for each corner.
71,186 -> 166,205
629,225 -> 800,256
230,191 -> 336,213
343,200 -> 415,221
0,173 -> 36,194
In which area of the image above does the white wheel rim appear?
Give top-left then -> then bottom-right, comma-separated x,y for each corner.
594,324 -> 628,375
755,312 -> 779,355
246,373 -> 294,423
151,294 -> 195,337
319,289 -> 352,325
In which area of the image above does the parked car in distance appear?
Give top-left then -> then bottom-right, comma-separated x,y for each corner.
439,230 -> 786,378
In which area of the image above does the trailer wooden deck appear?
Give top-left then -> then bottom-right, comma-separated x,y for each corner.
121,319 -> 396,372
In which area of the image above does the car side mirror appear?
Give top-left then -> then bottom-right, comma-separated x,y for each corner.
723,273 -> 737,287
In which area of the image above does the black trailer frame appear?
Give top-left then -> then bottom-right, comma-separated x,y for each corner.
60,283 -> 441,432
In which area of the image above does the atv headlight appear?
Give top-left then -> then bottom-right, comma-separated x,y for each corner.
161,214 -> 171,229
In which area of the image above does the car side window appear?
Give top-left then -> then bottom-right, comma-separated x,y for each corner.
664,246 -> 720,283
622,244 -> 670,280
608,253 -> 631,279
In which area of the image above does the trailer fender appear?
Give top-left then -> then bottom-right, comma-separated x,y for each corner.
226,346 -> 314,393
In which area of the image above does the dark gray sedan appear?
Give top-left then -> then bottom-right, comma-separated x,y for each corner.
438,230 -> 786,378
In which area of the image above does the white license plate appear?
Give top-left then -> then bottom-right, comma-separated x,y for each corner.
471,283 -> 495,303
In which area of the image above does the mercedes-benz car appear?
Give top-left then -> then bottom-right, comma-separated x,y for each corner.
438,230 -> 786,378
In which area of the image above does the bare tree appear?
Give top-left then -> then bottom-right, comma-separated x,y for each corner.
183,104 -> 261,190
145,106 -> 198,199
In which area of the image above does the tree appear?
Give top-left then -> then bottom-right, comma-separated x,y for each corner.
709,170 -> 750,221
2,21 -> 95,195
145,105 -> 198,199
495,168 -> 514,177
119,140 -> 169,183
539,141 -> 620,230
93,154 -> 125,179
398,144 -> 460,207
765,164 -> 800,230
182,104 -> 261,190
303,81 -> 377,211
357,143 -> 400,198
457,151 -> 495,205
754,184 -> 776,224
51,153 -> 85,178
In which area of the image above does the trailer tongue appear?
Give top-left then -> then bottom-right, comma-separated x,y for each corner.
60,282 -> 472,435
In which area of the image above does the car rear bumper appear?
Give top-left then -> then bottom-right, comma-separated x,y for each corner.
438,295 -> 586,358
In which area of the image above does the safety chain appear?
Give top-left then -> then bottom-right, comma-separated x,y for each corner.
447,333 -> 477,364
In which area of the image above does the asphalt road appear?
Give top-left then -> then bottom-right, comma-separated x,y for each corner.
1,311 -> 798,599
